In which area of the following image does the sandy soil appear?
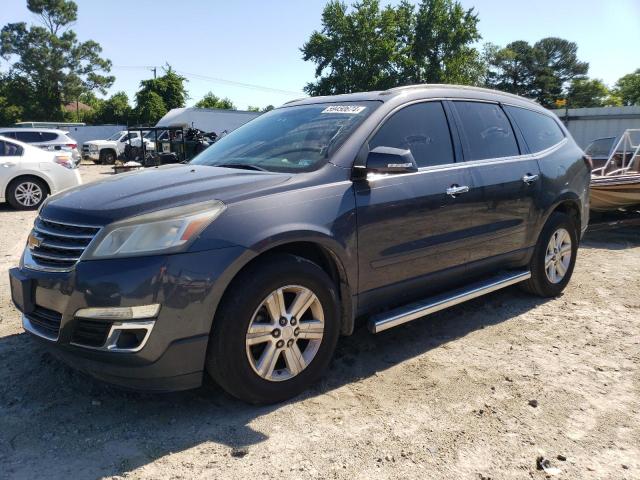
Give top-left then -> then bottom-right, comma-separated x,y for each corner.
0,164 -> 638,480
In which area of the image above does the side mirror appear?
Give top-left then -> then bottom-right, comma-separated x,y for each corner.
365,146 -> 418,174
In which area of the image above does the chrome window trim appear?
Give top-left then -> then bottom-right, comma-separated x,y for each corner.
366,137 -> 567,182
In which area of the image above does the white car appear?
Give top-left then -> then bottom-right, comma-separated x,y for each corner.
0,127 -> 81,165
0,136 -> 82,210
82,130 -> 153,164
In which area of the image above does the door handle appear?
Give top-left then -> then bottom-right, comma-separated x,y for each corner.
446,185 -> 470,197
2,162 -> 17,167
522,173 -> 539,184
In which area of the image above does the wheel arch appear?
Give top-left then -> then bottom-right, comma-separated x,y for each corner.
5,173 -> 52,200
213,237 -> 356,337
545,194 -> 582,234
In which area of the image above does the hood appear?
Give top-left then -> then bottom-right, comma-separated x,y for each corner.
42,164 -> 292,225
85,140 -> 115,147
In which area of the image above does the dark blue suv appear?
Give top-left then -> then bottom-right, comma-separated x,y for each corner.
9,85 -> 591,403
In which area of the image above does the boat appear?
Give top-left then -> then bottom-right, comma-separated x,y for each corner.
589,129 -> 640,211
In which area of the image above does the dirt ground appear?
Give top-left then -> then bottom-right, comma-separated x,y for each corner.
0,164 -> 638,480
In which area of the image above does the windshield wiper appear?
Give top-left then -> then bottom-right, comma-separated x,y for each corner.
215,163 -> 268,172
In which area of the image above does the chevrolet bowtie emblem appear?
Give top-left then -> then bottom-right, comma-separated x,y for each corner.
27,233 -> 42,249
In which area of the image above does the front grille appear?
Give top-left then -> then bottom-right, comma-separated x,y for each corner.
82,145 -> 90,153
71,319 -> 112,348
28,217 -> 101,270
25,306 -> 62,339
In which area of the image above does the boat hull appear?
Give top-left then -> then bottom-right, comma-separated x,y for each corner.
590,174 -> 640,211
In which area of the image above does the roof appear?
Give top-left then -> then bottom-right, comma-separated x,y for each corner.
0,127 -> 70,134
283,83 -> 541,110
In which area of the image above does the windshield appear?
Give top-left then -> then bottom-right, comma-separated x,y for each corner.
107,131 -> 125,141
190,101 -> 380,172
585,137 -> 615,157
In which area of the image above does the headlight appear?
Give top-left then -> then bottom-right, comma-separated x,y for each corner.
89,145 -> 98,151
84,200 -> 225,259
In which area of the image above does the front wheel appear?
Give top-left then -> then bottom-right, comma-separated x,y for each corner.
206,254 -> 340,404
521,212 -> 578,297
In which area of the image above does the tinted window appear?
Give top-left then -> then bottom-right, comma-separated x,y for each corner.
1,131 -> 17,139
0,141 -> 24,156
14,131 -> 42,143
370,101 -> 454,167
453,102 -> 519,161
40,132 -> 59,142
505,106 -> 564,153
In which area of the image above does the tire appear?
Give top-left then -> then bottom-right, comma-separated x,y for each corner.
521,212 -> 578,297
206,253 -> 340,404
100,150 -> 116,165
7,177 -> 48,210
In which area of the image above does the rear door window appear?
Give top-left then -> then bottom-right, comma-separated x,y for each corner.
14,131 -> 42,143
0,140 -> 24,156
453,101 -> 519,161
39,132 -> 59,142
505,106 -> 565,153
370,101 -> 455,167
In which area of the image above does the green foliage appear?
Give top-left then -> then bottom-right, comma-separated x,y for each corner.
615,69 -> 640,106
133,65 -> 187,124
137,65 -> 188,111
567,78 -> 614,108
247,105 -> 274,112
0,0 -> 114,121
135,90 -> 167,125
94,91 -> 132,124
194,92 -> 236,110
301,0 -> 481,95
485,37 -> 588,108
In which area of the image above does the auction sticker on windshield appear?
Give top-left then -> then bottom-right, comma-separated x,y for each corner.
322,105 -> 367,114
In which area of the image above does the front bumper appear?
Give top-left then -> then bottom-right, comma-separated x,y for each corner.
9,246 -> 247,391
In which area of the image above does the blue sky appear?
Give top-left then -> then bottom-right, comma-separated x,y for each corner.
1,0 -> 639,110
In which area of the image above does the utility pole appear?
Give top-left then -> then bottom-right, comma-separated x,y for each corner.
151,66 -> 157,79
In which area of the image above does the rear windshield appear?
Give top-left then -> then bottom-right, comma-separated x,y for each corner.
190,101 -> 380,172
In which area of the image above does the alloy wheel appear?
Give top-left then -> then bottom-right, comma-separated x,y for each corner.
14,181 -> 43,207
545,228 -> 572,284
246,285 -> 324,382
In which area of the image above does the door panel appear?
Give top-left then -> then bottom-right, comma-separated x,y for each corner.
449,100 -> 542,265
463,158 -> 541,263
355,167 -> 475,305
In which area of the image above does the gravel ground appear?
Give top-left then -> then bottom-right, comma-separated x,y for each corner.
0,164 -> 638,480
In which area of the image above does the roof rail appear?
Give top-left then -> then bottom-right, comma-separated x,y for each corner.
380,83 -> 539,105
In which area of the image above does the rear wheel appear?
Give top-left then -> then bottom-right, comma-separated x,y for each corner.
521,212 -> 578,297
7,177 -> 48,210
206,254 -> 340,404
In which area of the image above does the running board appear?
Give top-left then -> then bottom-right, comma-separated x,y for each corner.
368,270 -> 531,334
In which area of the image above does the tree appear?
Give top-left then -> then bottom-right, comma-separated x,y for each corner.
485,41 -> 537,96
566,78 -> 612,108
262,105 -> 275,112
194,92 -> 236,110
136,65 -> 188,111
410,0 -> 482,84
531,37 -> 588,107
94,91 -> 132,124
0,0 -> 114,121
135,90 -> 166,125
615,69 -> 640,106
247,106 -> 260,112
485,37 -> 588,108
301,0 -> 482,95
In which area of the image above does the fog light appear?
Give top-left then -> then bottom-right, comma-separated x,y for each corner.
75,304 -> 160,320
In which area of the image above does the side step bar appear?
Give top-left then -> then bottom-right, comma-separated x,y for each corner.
369,270 -> 531,333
